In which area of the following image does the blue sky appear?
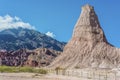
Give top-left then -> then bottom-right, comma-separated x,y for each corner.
0,0 -> 120,47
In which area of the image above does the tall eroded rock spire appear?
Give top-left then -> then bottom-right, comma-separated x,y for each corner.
50,4 -> 120,69
73,4 -> 107,46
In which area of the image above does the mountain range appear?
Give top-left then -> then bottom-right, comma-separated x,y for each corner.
0,27 -> 66,51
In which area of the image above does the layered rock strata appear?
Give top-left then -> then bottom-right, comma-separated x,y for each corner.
0,48 -> 61,67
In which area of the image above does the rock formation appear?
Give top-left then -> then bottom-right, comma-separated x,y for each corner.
0,48 -> 61,67
26,48 -> 61,67
50,4 -> 120,69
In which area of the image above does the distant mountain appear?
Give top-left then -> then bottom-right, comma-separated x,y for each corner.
0,27 -> 66,51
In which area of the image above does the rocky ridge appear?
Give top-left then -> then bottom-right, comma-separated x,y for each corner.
0,28 -> 66,51
50,4 -> 120,69
0,48 -> 61,67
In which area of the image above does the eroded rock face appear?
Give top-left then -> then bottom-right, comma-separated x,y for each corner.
50,4 -> 120,69
26,48 -> 61,67
0,48 -> 61,67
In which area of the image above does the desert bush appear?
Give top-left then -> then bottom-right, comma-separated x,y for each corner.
19,67 -> 33,72
0,66 -> 47,74
34,69 -> 47,74
0,66 -> 17,72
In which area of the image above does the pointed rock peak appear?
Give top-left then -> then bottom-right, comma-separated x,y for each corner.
73,4 -> 107,43
82,4 -> 94,12
75,4 -> 97,26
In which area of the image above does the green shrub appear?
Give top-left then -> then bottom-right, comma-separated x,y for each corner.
35,69 -> 47,74
19,67 -> 33,72
0,66 -> 47,74
0,66 -> 16,72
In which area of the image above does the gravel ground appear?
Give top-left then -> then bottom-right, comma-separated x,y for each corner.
0,72 -> 119,80
0,73 -> 84,80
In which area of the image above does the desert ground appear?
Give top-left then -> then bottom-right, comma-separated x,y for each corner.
0,72 -> 88,80
0,69 -> 120,80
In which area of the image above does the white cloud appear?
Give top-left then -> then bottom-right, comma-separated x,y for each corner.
0,14 -> 35,31
45,31 -> 55,38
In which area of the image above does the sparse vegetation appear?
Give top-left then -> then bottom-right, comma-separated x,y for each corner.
34,68 -> 48,74
74,66 -> 80,69
55,67 -> 66,75
0,66 -> 47,74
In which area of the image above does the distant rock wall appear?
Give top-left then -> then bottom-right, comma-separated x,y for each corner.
0,48 -> 61,67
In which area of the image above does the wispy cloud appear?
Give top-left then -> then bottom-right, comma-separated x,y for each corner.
45,31 -> 55,38
0,15 -> 35,31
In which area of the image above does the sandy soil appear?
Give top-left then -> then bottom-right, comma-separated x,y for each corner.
0,72 -> 120,80
0,73 -> 89,80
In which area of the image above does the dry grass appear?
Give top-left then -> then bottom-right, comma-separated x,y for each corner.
0,66 -> 47,74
